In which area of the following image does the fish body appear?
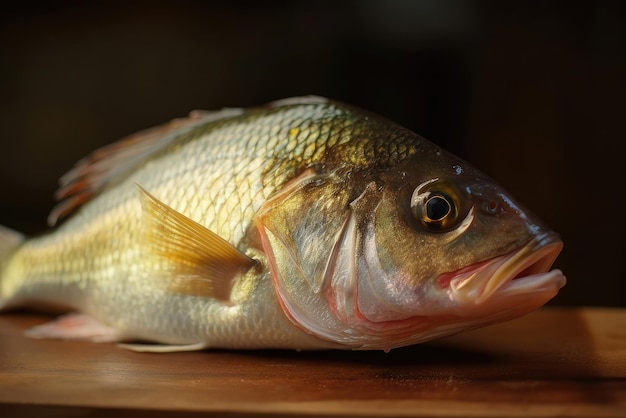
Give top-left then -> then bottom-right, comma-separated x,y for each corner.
0,96 -> 565,352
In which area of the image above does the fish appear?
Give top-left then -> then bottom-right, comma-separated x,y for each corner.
0,96 -> 566,352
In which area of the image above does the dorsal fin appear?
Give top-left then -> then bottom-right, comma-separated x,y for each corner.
267,95 -> 328,108
47,108 -> 244,226
138,185 -> 256,302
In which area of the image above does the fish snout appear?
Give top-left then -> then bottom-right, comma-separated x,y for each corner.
444,234 -> 566,313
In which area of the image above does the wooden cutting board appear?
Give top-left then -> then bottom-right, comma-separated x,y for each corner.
0,307 -> 624,417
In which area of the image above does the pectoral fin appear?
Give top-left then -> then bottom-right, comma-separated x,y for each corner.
138,185 -> 256,302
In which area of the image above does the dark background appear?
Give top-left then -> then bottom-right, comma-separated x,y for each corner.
0,1 -> 623,306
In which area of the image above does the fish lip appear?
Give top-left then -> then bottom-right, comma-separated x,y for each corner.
446,234 -> 566,306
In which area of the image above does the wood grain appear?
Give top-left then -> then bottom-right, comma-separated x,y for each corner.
0,307 -> 625,417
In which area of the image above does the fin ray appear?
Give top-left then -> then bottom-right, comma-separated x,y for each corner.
138,185 -> 256,302
118,342 -> 207,353
24,313 -> 122,343
48,108 -> 244,226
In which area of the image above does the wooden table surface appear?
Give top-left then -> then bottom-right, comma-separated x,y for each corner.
0,307 -> 624,418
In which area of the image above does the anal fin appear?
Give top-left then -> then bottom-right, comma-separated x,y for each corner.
24,312 -> 122,343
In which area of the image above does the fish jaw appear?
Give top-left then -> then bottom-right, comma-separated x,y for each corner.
441,234 -> 566,317
346,235 -> 567,351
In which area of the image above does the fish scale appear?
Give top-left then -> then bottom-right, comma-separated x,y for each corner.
0,99 -> 357,348
0,96 -> 565,352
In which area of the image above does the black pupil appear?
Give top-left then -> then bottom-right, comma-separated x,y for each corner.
426,195 -> 450,221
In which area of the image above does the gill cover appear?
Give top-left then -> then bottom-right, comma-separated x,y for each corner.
256,169 -> 432,350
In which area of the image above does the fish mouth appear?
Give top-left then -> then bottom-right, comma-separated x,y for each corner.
447,234 -> 566,308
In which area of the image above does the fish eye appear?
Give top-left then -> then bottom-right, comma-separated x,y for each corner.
410,182 -> 464,232
426,194 -> 452,221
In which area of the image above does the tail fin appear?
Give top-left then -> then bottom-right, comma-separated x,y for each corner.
0,225 -> 25,255
0,225 -> 25,307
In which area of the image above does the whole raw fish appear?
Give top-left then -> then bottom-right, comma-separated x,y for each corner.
0,96 -> 566,352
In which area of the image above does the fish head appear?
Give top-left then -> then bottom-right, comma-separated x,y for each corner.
256,114 -> 565,351
363,149 -> 566,333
